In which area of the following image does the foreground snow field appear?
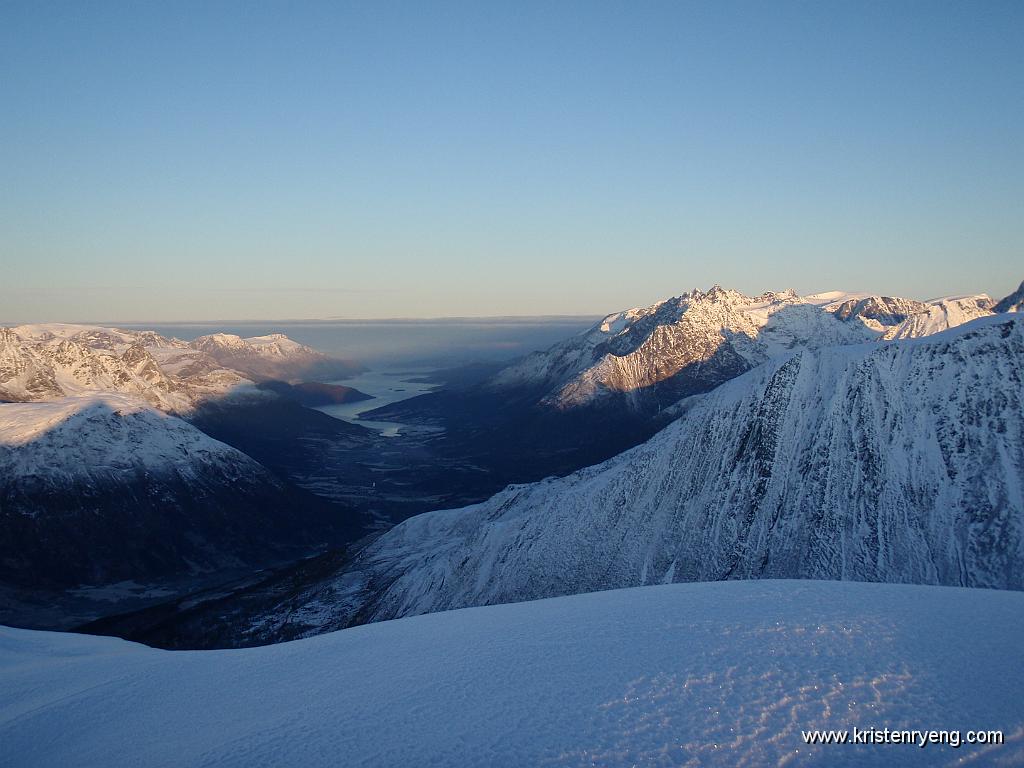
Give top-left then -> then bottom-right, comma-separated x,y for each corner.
2,581 -> 1022,767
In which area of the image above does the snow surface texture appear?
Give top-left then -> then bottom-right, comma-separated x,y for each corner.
0,324 -> 343,411
1,581 -> 1022,768
0,393 -> 266,484
488,286 -> 999,411
250,315 -> 1024,637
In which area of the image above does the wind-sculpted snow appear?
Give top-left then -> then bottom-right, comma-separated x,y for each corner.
3,582 -> 1023,767
256,315 -> 1024,636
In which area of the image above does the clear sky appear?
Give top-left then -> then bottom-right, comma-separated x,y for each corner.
2,0 -> 1021,321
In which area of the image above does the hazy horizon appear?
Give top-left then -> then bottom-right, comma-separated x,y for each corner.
3,279 -> 1021,327
3,2 -> 1022,321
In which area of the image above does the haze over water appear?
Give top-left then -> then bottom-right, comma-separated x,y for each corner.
127,317 -> 597,367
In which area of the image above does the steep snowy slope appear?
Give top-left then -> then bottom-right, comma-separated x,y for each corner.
881,295 -> 994,339
0,393 -> 263,480
192,314 -> 1024,643
995,280 -> 1024,313
0,394 -> 342,589
5,582 -> 1023,767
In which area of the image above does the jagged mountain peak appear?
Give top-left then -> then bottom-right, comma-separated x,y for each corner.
881,294 -> 994,340
489,283 -> 1004,413
995,280 -> 1024,313
491,285 -> 873,411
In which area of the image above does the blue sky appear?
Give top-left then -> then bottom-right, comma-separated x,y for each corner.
2,1 -> 1021,321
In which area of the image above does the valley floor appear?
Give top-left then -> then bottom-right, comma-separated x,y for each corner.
2,580 -> 1021,767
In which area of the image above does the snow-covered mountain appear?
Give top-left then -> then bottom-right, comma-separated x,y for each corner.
0,393 -> 264,483
0,324 -> 252,410
822,293 -> 926,332
190,332 -> 359,382
0,393 -> 341,590
995,280 -> 1024,313
6,581 -> 1023,767
879,295 -> 995,339
0,324 -> 358,410
487,286 -> 998,412
202,314 -> 1023,642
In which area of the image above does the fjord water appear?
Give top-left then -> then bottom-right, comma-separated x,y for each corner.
315,370 -> 439,436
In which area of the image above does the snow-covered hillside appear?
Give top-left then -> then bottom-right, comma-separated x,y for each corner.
487,285 -> 999,411
0,393 -> 337,589
880,295 -> 995,340
222,314 -> 1023,639
2,581 -> 1021,768
0,323 -> 354,410
0,393 -> 267,483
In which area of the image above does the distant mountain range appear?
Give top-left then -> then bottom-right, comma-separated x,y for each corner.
0,325 -> 368,626
361,285 -> 1004,506
0,323 -> 361,410
488,287 -> 997,411
88,282 -> 1024,648
190,331 -> 361,384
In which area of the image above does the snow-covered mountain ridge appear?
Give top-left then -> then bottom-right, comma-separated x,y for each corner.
490,285 -> 1000,411
0,393 -> 267,483
0,392 -> 342,590
4,581 -> 1022,767
0,324 -> 354,411
189,331 -> 358,382
222,314 -> 1024,640
994,280 -> 1024,313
